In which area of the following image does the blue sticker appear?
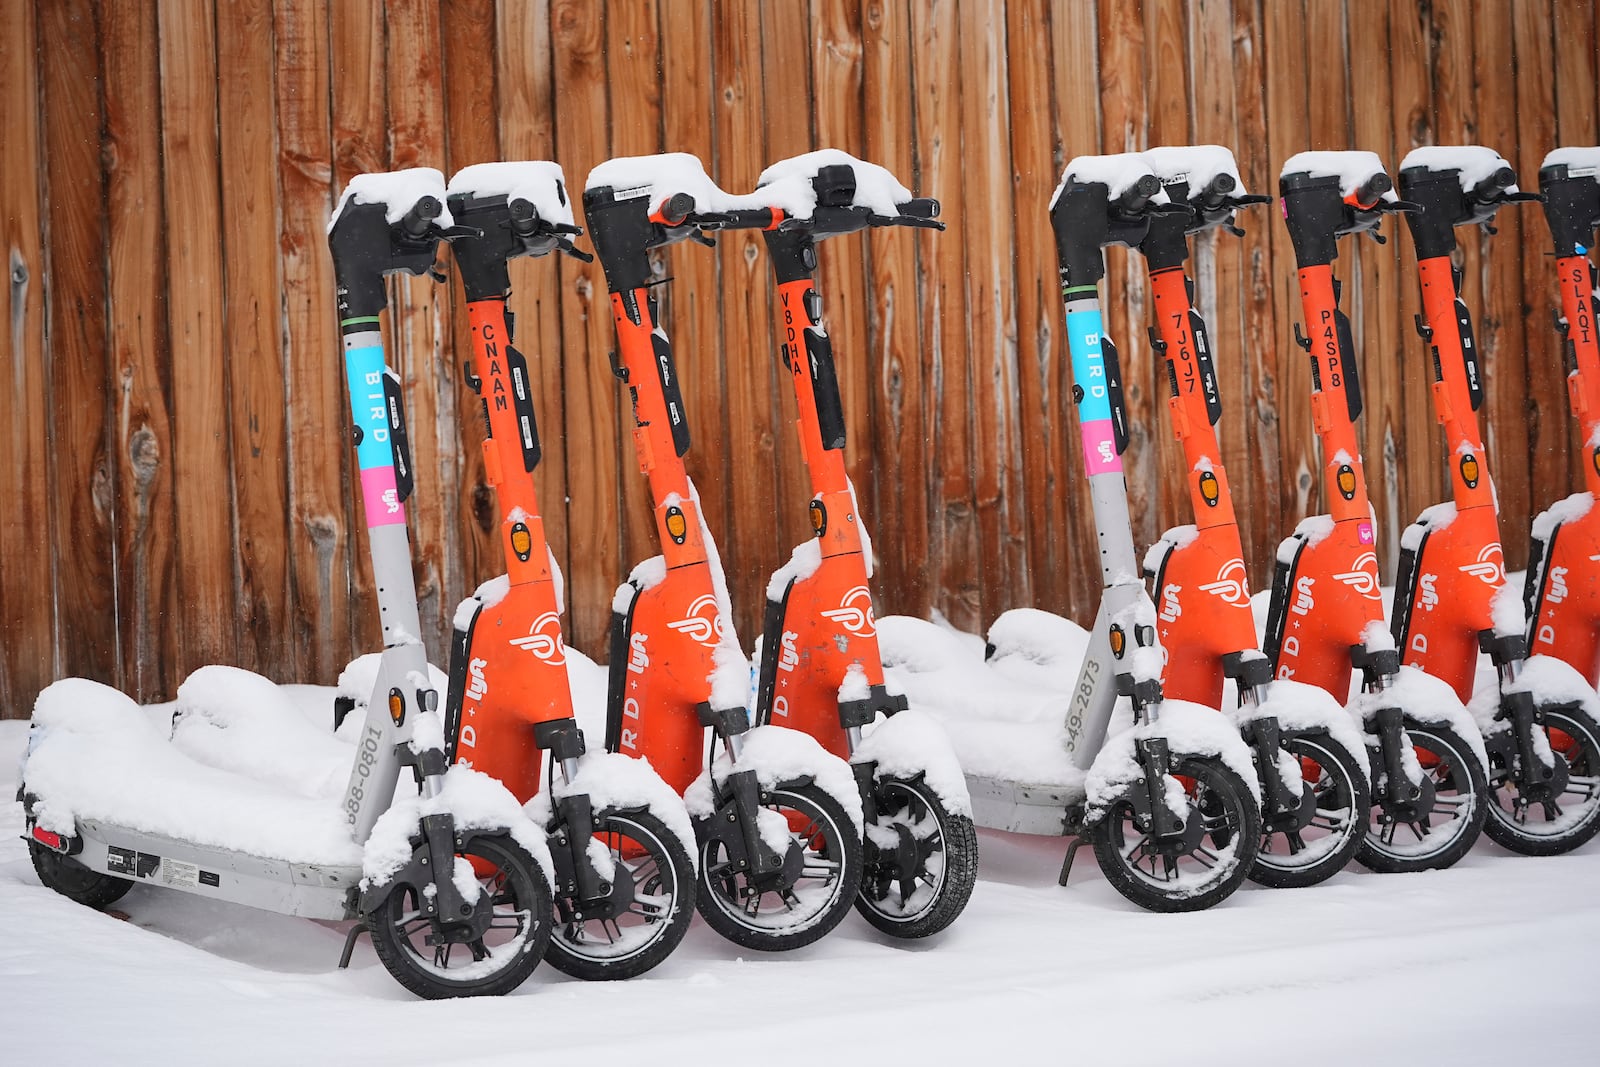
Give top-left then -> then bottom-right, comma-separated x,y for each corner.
343,344 -> 392,472
1066,308 -> 1111,423
1577,243 -> 1588,255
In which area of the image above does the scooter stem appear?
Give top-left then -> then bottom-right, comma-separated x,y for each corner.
1540,158 -> 1600,492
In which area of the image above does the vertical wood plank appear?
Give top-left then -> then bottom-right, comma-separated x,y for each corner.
551,0 -> 619,651
1349,0 -> 1406,575
1003,0 -> 1068,618
276,0 -> 351,685
39,0 -> 119,691
910,0 -> 978,629
863,0 -> 933,620
1263,0 -> 1317,531
1049,0 -> 1104,621
0,1 -> 53,713
958,0 -> 1025,622
1098,0 -> 1153,548
608,0 -> 665,581
103,0 -> 176,702
219,0 -> 291,678
441,0 -> 501,599
159,0 -> 236,677
496,0 -> 569,598
385,0 -> 456,661
1514,1 -> 1569,503
713,1 -> 786,636
330,0 -> 386,655
1471,0 -> 1531,568
657,1 -> 728,630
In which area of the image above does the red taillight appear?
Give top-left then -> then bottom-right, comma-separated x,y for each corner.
30,826 -> 64,851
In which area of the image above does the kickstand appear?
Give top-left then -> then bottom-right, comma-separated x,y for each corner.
1058,837 -> 1085,887
338,921 -> 370,969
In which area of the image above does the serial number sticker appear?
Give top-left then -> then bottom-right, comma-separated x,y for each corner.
161,858 -> 200,889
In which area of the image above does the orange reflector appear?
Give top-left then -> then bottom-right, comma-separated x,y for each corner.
1337,464 -> 1357,499
665,507 -> 688,544
1109,625 -> 1126,659
809,500 -> 826,536
388,689 -> 405,726
1198,471 -> 1220,506
510,523 -> 532,561
1460,454 -> 1480,488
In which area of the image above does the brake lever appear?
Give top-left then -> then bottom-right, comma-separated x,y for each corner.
557,239 -> 594,263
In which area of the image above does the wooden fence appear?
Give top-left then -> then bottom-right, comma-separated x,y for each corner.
2,0 -> 1598,714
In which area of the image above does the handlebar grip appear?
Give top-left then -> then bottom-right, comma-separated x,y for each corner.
1115,173 -> 1163,213
1471,166 -> 1517,201
895,198 -> 941,219
1355,172 -> 1392,205
657,192 -> 695,226
402,195 -> 443,238
1197,172 -> 1237,210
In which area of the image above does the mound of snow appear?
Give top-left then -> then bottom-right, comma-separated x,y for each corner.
329,167 -> 451,234
447,161 -> 574,227
524,751 -> 697,873
853,709 -> 972,817
1246,678 -> 1369,787
1351,666 -> 1488,771
1400,146 -> 1519,194
1143,145 -> 1247,196
1084,699 -> 1262,815
755,148 -> 914,220
1279,151 -> 1399,202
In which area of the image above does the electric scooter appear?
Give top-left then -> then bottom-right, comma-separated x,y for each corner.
439,162 -> 697,979
19,168 -> 554,999
1389,147 -> 1600,856
1526,148 -> 1600,686
747,151 -> 979,937
1137,146 -> 1371,888
583,153 -> 866,951
924,153 -> 1264,912
1265,151 -> 1489,873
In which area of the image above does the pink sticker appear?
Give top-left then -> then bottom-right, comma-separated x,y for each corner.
1358,522 -> 1374,544
1081,420 -> 1122,475
361,467 -> 406,526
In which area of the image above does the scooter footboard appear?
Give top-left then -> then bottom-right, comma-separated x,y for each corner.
1525,494 -> 1600,685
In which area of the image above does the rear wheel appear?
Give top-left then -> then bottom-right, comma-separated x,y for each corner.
696,783 -> 862,952
1357,720 -> 1486,874
368,833 -> 551,999
1483,705 -> 1600,856
1250,731 -> 1367,889
544,810 -> 694,981
1091,754 -> 1261,912
855,775 -> 978,939
29,841 -> 133,911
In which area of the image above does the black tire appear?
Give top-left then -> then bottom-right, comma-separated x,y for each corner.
29,842 -> 133,911
1483,705 -> 1600,856
544,809 -> 694,981
696,782 -> 863,952
855,776 -> 978,939
1249,731 -> 1368,889
367,832 -> 552,999
1357,719 -> 1487,874
1090,754 -> 1261,912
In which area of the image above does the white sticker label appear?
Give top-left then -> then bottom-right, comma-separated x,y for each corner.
161,858 -> 200,889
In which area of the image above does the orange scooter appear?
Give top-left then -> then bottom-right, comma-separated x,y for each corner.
1526,150 -> 1600,685
583,154 -> 865,952
1392,147 -> 1600,855
1265,151 -> 1489,872
1138,146 -> 1370,888
439,164 -> 696,979
751,153 -> 978,938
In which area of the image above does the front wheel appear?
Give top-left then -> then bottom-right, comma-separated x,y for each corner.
1250,731 -> 1368,889
1357,720 -> 1487,874
1483,705 -> 1600,856
367,833 -> 552,1000
696,782 -> 863,952
544,809 -> 694,981
855,775 -> 979,939
1090,755 -> 1261,912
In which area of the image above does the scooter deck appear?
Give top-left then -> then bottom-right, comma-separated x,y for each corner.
60,820 -> 360,921
963,775 -> 1080,836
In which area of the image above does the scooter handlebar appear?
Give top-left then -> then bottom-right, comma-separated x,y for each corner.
401,195 -> 444,238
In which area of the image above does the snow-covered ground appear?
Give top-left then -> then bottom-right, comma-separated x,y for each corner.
4,705 -> 1598,1064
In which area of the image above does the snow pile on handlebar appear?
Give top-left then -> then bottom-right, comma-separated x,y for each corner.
328,166 -> 453,233
1279,151 -> 1399,201
446,161 -> 575,227
1142,145 -> 1248,196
